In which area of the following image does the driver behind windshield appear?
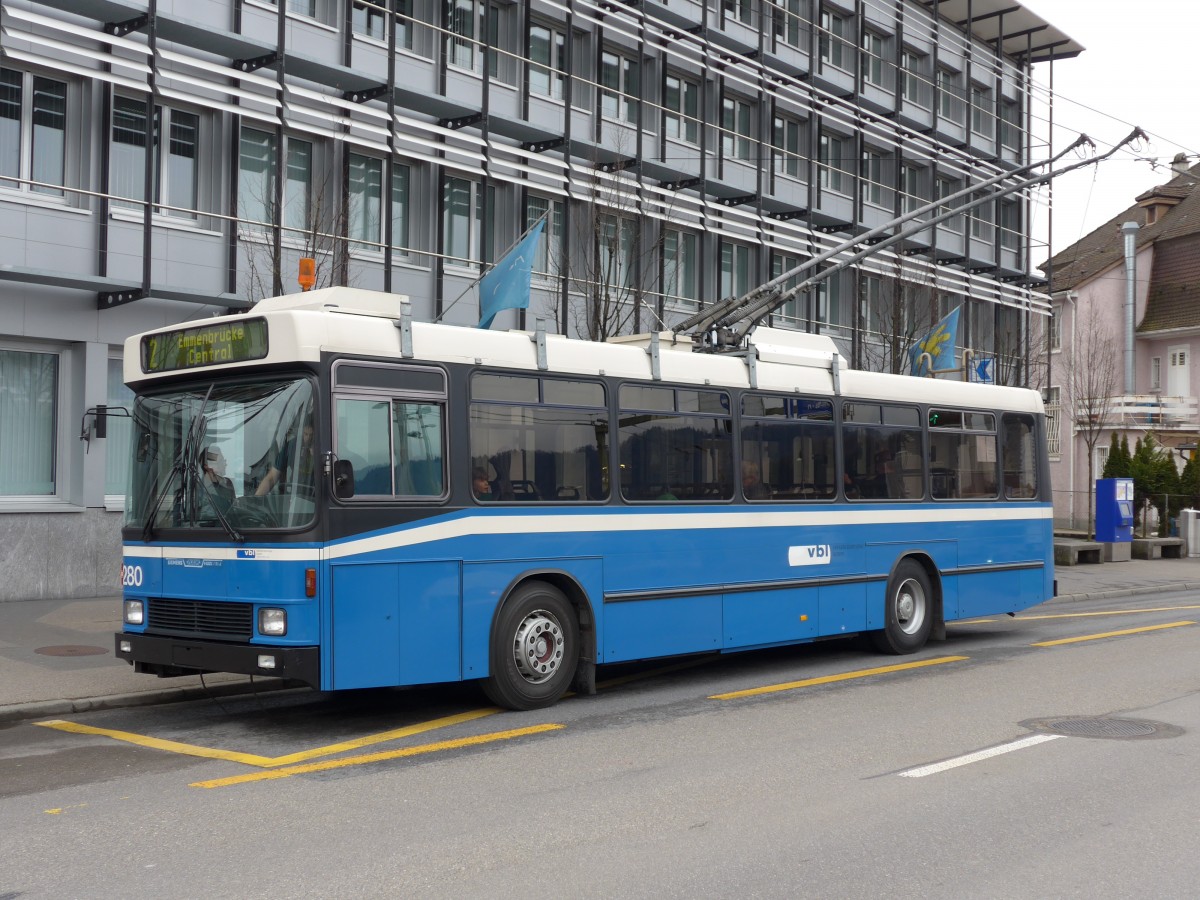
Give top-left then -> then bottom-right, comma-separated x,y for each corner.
201,445 -> 236,515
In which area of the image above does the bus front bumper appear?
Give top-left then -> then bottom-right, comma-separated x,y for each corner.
114,632 -> 320,689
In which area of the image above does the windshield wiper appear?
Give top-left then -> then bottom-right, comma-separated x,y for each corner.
141,384 -> 214,542
195,477 -> 244,543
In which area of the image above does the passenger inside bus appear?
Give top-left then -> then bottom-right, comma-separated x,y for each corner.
741,460 -> 769,499
472,467 -> 495,501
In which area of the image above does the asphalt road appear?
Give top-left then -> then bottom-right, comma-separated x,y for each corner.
3,591 -> 1199,898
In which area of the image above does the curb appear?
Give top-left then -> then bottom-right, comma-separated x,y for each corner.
1053,582 -> 1200,604
0,677 -> 306,726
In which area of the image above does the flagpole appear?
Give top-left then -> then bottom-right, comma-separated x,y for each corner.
434,211 -> 550,324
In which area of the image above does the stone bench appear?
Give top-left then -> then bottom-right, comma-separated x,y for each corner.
1054,539 -> 1103,566
1131,537 -> 1185,560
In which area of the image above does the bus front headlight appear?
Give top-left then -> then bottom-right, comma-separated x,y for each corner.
258,608 -> 287,636
123,599 -> 144,625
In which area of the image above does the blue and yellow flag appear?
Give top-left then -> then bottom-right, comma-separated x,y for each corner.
909,306 -> 960,376
477,218 -> 546,329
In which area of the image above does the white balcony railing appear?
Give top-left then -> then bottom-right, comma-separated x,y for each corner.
1076,395 -> 1199,430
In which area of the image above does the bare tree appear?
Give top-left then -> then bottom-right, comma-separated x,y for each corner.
1065,315 -> 1121,538
859,261 -> 940,375
238,159 -> 353,303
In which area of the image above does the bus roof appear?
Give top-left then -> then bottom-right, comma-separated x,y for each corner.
126,287 -> 1044,414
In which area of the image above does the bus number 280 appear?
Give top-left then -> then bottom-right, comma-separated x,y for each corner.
121,564 -> 144,587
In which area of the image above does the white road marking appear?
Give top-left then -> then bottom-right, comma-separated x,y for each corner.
898,733 -> 1061,778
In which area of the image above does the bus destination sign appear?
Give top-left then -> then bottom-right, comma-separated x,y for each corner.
141,319 -> 269,373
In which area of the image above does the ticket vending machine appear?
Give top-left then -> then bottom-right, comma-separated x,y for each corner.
1095,478 -> 1134,543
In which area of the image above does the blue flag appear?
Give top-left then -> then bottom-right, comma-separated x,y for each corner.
477,218 -> 545,329
909,305 -> 960,376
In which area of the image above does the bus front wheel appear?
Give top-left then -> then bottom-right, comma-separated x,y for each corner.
484,582 -> 579,711
871,559 -> 932,654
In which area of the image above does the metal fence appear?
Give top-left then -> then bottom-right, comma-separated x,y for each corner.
1052,489 -> 1200,537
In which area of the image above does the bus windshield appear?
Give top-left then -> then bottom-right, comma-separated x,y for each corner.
125,377 -> 316,533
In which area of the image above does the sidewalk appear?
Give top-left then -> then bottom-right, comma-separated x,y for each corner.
4,557 -> 1200,725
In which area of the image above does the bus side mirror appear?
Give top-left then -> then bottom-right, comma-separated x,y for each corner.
333,459 -> 356,499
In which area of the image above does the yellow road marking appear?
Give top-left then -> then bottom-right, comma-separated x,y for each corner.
191,724 -> 564,788
1017,604 -> 1200,622
35,707 -> 501,768
955,604 -> 1200,627
709,655 -> 968,700
1032,621 -> 1196,647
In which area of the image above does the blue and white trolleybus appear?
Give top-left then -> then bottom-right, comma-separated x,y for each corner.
116,287 -> 1053,709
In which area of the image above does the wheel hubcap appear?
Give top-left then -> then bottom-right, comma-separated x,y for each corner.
513,609 -> 565,684
895,578 -> 927,635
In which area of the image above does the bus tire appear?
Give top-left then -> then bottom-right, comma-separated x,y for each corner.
484,582 -> 579,711
871,559 -> 932,654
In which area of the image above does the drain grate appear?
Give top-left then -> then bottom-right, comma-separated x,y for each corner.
34,645 -> 108,657
1020,716 -> 1182,741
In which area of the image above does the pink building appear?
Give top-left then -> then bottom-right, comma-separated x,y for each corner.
1044,158 -> 1200,529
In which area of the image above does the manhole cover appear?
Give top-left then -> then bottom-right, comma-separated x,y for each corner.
1021,716 -> 1182,740
34,645 -> 108,657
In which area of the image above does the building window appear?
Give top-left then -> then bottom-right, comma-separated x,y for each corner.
449,0 -> 481,70
901,51 -> 930,108
819,8 -> 852,72
771,0 -> 803,49
861,149 -> 889,207
443,175 -> 484,269
772,113 -> 803,178
597,214 -> 637,289
1000,99 -> 1021,151
0,348 -> 57,497
111,98 -> 200,218
901,164 -> 924,214
1151,356 -> 1162,390
723,0 -> 752,26
284,139 -> 313,237
352,0 -> 413,48
722,95 -> 753,162
937,68 -> 963,123
819,131 -> 850,194
238,129 -> 313,236
1044,386 -> 1061,458
814,270 -> 846,326
600,51 -> 640,123
392,162 -> 410,254
529,23 -> 567,100
106,357 -> 134,501
1050,306 -> 1062,352
999,199 -> 1020,250
720,240 -> 752,299
664,74 -> 699,144
663,228 -> 699,307
971,84 -> 994,137
526,195 -> 563,279
971,192 -> 994,241
937,176 -> 962,233
0,68 -> 67,197
861,31 -> 886,88
348,153 -> 382,249
771,251 -> 803,319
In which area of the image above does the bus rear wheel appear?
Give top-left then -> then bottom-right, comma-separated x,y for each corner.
484,582 -> 579,711
871,559 -> 932,654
